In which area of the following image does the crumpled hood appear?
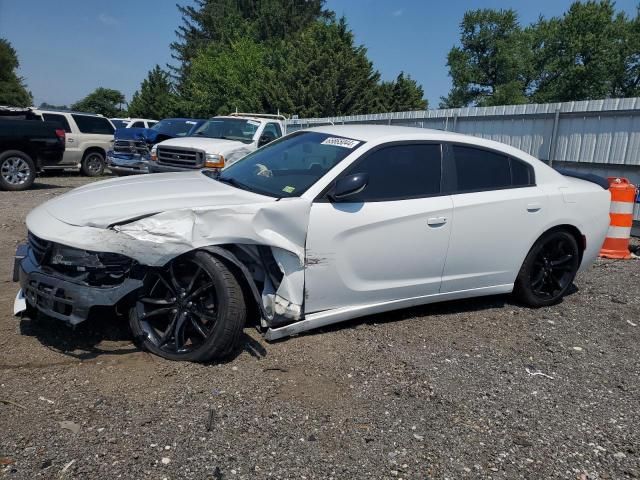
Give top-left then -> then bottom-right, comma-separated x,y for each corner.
42,171 -> 273,228
159,136 -> 252,154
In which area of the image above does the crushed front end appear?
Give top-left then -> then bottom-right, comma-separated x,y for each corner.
15,232 -> 143,325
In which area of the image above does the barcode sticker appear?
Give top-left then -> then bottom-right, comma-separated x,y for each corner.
321,137 -> 360,149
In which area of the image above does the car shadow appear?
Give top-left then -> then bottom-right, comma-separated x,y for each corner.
19,308 -> 268,363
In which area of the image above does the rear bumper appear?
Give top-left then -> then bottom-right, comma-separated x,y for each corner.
107,151 -> 150,174
16,244 -> 142,325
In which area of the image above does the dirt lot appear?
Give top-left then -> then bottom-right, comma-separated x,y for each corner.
0,174 -> 639,479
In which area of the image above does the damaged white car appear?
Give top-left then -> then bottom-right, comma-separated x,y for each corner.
13,126 -> 610,361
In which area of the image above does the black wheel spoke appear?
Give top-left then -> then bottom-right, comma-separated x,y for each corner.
174,313 -> 187,351
192,307 -> 217,323
186,266 -> 202,294
550,254 -> 573,266
142,306 -> 174,319
531,269 -> 545,289
186,282 -> 214,301
156,273 -> 176,295
140,297 -> 176,306
158,311 -> 178,345
168,262 -> 182,292
189,315 -> 209,338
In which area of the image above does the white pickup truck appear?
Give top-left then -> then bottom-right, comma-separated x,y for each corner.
148,113 -> 286,173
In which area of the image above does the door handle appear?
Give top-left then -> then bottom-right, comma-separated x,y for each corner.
427,216 -> 447,226
527,203 -> 542,213
67,138 -> 74,143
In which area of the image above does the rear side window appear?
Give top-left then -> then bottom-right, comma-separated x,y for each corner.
450,145 -> 534,192
42,113 -> 71,133
131,121 -> 145,128
71,114 -> 115,134
342,143 -> 441,202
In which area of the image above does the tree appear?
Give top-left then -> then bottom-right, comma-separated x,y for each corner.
378,73 -> 428,112
71,88 -> 126,117
180,38 -> 270,116
0,38 -> 33,107
441,9 -> 533,107
531,1 -> 637,102
38,102 -> 69,110
128,66 -> 177,119
170,0 -> 326,85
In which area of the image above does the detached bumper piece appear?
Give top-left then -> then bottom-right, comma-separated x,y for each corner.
107,152 -> 150,175
16,238 -> 143,325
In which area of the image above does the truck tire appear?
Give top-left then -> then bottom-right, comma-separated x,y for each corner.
0,150 -> 36,191
81,151 -> 105,176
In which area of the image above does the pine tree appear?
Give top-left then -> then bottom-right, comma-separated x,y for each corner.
128,66 -> 177,119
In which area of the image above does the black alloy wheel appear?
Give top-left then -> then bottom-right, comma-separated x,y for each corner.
515,230 -> 580,307
129,251 -> 246,362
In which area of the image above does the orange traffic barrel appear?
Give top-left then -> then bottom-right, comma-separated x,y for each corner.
599,177 -> 637,259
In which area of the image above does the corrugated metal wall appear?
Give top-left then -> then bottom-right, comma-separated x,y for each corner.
286,97 -> 640,221
286,97 -> 640,165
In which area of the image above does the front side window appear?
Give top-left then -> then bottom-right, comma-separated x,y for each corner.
338,143 -> 442,202
190,118 -> 259,144
450,145 -> 534,192
71,114 -> 115,134
42,113 -> 71,133
208,131 -> 364,198
131,121 -> 145,128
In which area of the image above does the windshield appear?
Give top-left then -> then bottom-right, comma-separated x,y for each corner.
151,119 -> 201,136
190,118 -> 259,144
208,131 -> 364,198
111,119 -> 129,128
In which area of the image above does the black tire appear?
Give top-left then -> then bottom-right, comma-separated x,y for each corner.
81,150 -> 105,176
514,230 -> 580,307
129,251 -> 246,362
0,150 -> 36,191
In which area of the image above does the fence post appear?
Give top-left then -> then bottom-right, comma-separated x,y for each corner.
548,107 -> 561,167
452,114 -> 458,132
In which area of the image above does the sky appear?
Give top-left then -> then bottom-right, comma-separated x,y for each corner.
1,0 -> 638,109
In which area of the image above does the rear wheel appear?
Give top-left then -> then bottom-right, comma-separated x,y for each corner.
81,151 -> 105,176
129,251 -> 246,362
0,150 -> 36,191
514,230 -> 580,307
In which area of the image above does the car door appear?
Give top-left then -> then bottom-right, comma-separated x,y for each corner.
440,144 -> 548,293
304,143 -> 453,314
41,113 -> 77,166
71,114 -> 115,159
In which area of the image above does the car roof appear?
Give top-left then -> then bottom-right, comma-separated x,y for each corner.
304,124 -> 540,161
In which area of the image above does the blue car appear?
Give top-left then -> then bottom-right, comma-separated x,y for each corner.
107,118 -> 205,175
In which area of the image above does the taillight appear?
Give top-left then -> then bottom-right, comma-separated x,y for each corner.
55,129 -> 66,142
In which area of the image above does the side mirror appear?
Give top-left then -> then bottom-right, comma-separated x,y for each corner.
258,134 -> 275,147
329,173 -> 369,202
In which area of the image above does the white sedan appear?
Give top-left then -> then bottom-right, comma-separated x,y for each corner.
14,126 -> 611,361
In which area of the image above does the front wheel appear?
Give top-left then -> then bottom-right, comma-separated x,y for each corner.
0,150 -> 36,191
514,230 -> 580,307
81,151 -> 105,176
129,251 -> 246,362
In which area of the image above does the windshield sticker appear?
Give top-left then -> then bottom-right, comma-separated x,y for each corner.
247,120 -> 261,126
321,137 -> 360,149
282,186 -> 296,193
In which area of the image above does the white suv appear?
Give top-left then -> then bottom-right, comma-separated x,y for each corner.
32,110 -> 115,176
110,118 -> 158,129
148,113 -> 285,173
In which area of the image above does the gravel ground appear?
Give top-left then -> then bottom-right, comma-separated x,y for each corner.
1,174 -> 639,479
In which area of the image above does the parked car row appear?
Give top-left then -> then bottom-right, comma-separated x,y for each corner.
106,113 -> 286,176
1,107 -> 287,190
